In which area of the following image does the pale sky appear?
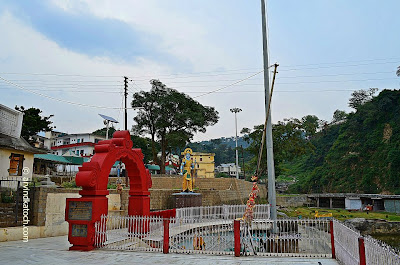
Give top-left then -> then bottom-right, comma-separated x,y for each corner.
0,0 -> 399,142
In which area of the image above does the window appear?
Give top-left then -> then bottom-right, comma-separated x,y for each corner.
76,150 -> 79,155
80,150 -> 84,156
77,139 -> 80,143
81,138 -> 84,143
200,157 -> 203,161
9,153 -> 24,176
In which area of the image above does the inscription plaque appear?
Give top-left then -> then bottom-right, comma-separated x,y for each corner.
68,201 -> 92,220
71,224 -> 87,237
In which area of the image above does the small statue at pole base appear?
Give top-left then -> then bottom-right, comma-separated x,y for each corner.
180,148 -> 195,192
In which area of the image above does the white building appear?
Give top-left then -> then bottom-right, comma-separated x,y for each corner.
49,132 -> 105,157
216,163 -> 241,177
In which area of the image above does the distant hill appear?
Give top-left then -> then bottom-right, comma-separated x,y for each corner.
288,89 -> 400,194
188,136 -> 251,166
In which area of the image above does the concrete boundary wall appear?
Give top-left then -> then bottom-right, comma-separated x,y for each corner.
1,178 -> 264,242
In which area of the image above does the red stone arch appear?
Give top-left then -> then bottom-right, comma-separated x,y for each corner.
65,130 -> 152,250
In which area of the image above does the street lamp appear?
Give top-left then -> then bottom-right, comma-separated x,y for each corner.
230,107 -> 242,179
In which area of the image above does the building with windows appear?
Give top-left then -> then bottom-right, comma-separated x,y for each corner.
0,104 -> 45,189
216,163 -> 242,178
183,151 -> 215,178
49,132 -> 105,157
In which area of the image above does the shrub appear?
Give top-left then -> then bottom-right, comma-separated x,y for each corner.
61,181 -> 77,188
216,172 -> 230,178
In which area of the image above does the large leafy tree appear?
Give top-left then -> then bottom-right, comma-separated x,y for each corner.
301,115 -> 320,138
332,109 -> 348,123
92,126 -> 116,138
242,117 -> 313,178
132,79 -> 219,173
15,106 -> 53,143
348,88 -> 378,110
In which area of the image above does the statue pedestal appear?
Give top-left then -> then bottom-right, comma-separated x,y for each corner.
172,192 -> 202,208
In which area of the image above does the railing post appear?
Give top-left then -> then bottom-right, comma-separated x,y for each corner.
358,237 -> 366,265
234,219 -> 240,257
330,220 -> 336,259
163,218 -> 170,254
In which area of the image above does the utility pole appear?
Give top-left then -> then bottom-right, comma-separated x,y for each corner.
261,0 -> 277,224
230,107 -> 242,179
124,76 -> 128,131
241,145 -> 246,179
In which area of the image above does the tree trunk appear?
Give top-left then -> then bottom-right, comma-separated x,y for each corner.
160,134 -> 166,174
151,132 -> 157,163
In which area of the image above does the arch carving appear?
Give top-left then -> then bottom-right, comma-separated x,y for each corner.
65,130 -> 152,251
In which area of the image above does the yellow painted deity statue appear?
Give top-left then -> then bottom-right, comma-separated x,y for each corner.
181,148 -> 195,192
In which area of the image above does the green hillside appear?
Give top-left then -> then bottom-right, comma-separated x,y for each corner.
288,89 -> 400,194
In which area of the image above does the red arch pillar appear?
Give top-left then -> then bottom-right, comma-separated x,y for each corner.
65,130 -> 152,251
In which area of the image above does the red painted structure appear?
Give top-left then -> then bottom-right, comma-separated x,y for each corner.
65,130 -> 152,251
163,219 -> 170,254
330,220 -> 336,259
51,142 -> 95,150
358,237 -> 366,265
234,220 -> 241,257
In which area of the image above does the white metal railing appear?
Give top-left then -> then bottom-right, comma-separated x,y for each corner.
240,219 -> 331,257
169,217 -> 234,255
175,204 -> 270,221
364,235 -> 400,265
94,215 -> 164,252
333,219 -> 361,265
93,207 -> 400,263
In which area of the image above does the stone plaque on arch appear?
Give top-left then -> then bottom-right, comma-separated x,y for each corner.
68,201 -> 92,221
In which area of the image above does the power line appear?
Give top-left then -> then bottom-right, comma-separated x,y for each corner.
6,79 -> 122,83
275,77 -> 399,85
0,88 -> 122,93
1,55 -> 399,79
279,60 -> 400,72
276,70 -> 395,79
153,77 -> 398,90
0,56 -> 398,82
0,72 -> 123,77
131,70 -> 395,85
178,88 -> 392,94
277,57 -> 400,69
0,75 -> 135,109
193,70 -> 264,98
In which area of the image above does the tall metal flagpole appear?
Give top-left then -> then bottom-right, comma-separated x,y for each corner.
261,0 -> 277,223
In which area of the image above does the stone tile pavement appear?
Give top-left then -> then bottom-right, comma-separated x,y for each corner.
0,236 -> 339,265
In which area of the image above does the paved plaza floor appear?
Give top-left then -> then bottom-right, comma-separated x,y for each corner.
0,236 -> 339,265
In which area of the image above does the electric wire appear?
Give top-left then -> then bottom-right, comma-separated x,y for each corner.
0,75 -> 137,109
1,56 -> 399,80
193,70 -> 264,98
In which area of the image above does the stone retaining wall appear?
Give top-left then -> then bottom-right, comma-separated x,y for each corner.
276,195 -> 311,207
345,218 -> 400,235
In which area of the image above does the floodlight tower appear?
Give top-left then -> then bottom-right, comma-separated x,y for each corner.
230,107 -> 242,179
99,114 -> 119,140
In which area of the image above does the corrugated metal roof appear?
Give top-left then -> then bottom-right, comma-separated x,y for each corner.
34,154 -> 73,164
34,154 -> 89,165
146,164 -> 160,170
